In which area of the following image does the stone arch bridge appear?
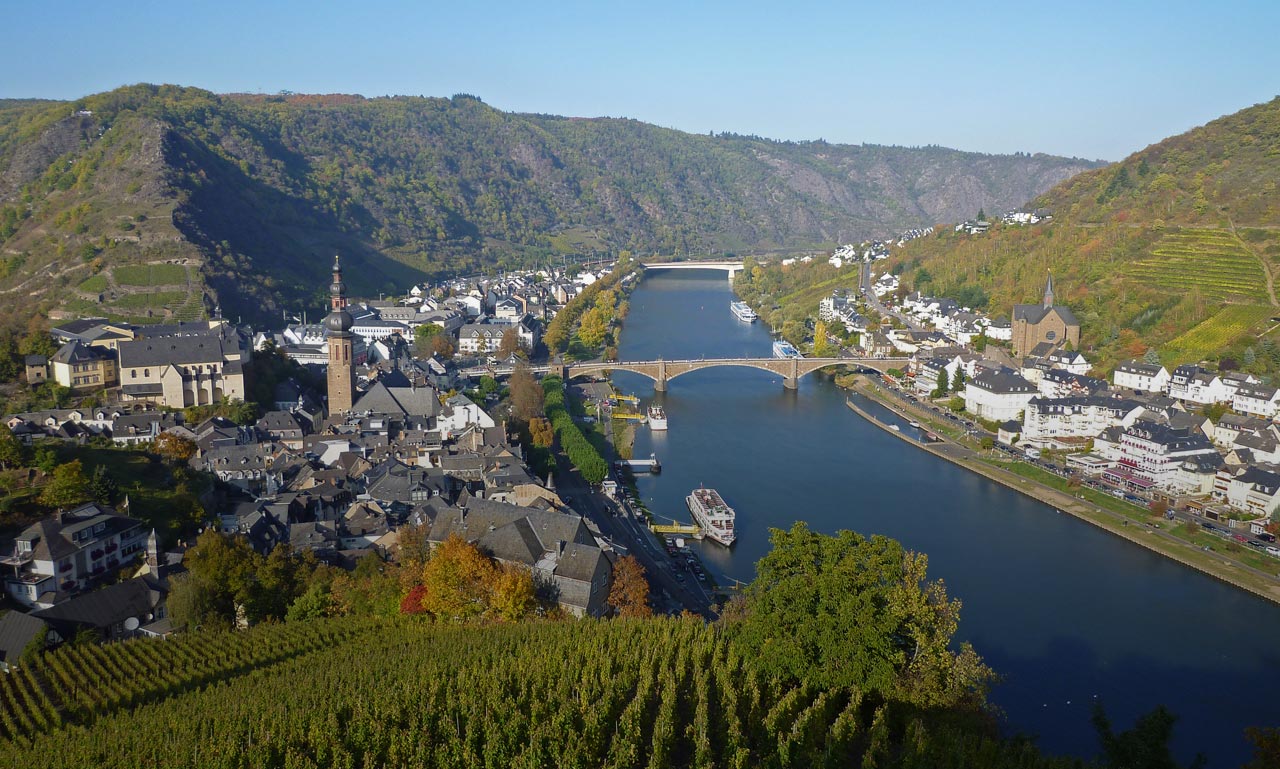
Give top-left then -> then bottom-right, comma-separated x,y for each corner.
466,356 -> 911,391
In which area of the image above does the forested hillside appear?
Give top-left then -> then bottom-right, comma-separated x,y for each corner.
887,96 -> 1280,373
0,84 -> 1099,325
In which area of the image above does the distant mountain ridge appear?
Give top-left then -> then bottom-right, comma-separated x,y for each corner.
887,96 -> 1280,373
0,84 -> 1101,324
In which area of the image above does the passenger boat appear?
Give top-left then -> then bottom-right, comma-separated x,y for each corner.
647,405 -> 668,430
772,340 -> 802,359
730,301 -> 758,323
686,486 -> 737,546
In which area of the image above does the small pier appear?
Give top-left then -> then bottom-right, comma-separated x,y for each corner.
651,521 -> 702,538
618,454 -> 662,473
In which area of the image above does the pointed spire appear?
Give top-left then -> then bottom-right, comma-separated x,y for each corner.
1043,270 -> 1055,308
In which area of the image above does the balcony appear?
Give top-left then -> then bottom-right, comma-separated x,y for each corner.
0,549 -> 34,568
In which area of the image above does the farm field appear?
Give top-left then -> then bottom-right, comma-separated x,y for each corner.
1124,228 -> 1269,303
1161,304 -> 1277,363
111,263 -> 188,287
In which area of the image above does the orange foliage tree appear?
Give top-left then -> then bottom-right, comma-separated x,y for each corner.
607,555 -> 652,618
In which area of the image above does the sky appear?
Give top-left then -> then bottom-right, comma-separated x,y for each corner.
4,0 -> 1278,161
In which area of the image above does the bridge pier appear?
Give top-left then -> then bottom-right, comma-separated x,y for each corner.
654,359 -> 667,392
783,356 -> 799,390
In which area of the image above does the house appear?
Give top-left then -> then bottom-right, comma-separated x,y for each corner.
426,498 -> 612,617
1100,420 -> 1223,492
28,576 -> 168,643
1,505 -> 149,609
50,341 -> 118,391
1213,466 -> 1280,518
24,355 -> 48,386
1167,365 -> 1229,405
1011,274 -> 1080,358
0,611 -> 53,670
1232,384 -> 1280,419
963,369 -> 1037,422
1113,360 -> 1170,393
1021,396 -> 1145,448
256,410 -> 310,450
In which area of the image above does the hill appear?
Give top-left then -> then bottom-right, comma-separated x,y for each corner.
0,84 -> 1100,325
885,96 -> 1280,374
0,615 -> 1087,769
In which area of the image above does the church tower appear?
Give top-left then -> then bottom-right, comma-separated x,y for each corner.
324,255 -> 356,415
1043,271 -> 1055,308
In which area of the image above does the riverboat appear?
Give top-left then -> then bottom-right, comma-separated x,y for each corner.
730,301 -> 758,323
647,405 -> 668,430
772,340 -> 802,359
686,486 -> 737,546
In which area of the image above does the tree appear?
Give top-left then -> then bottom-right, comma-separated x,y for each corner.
608,555 -> 652,618
509,364 -> 544,422
529,417 -> 554,448
1143,348 -> 1162,365
431,333 -> 455,360
89,464 -> 119,505
577,305 -> 610,350
498,327 -> 524,359
977,208 -> 986,221
951,367 -> 966,393
39,459 -> 90,509
154,432 -> 197,465
972,330 -> 988,352
812,320 -> 833,357
0,425 -> 25,470
413,323 -> 444,352
488,564 -> 536,622
933,368 -> 949,397
1091,704 -> 1205,769
168,529 -> 262,631
416,534 -> 498,621
727,522 -> 991,709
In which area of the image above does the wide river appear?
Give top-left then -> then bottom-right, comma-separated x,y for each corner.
612,270 -> 1280,766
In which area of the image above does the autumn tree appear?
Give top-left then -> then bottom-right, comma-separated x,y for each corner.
498,327 -> 524,359
488,563 -> 536,621
608,555 -> 652,618
39,459 -> 90,509
416,534 -> 498,621
431,333 -> 456,360
154,432 -> 197,465
577,305 -> 610,350
529,417 -> 555,448
509,364 -> 544,422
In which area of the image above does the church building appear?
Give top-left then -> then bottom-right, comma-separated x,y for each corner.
324,256 -> 356,415
1011,273 -> 1080,358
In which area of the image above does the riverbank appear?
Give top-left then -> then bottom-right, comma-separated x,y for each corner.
846,378 -> 1280,606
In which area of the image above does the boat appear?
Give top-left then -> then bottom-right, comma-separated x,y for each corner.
686,486 -> 737,546
648,405 -> 668,430
890,424 -> 901,432
730,300 -> 758,323
772,340 -> 802,359
908,421 -> 920,429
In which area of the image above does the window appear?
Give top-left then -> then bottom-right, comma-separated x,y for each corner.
1046,330 -> 1057,341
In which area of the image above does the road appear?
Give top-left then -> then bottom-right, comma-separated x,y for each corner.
860,261 -> 921,330
551,424 -> 717,618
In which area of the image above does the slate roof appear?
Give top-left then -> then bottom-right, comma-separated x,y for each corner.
33,577 -> 164,633
13,505 -> 142,562
118,336 -> 226,368
970,368 -> 1036,394
354,381 -> 440,418
0,611 -> 48,666
51,340 -> 114,365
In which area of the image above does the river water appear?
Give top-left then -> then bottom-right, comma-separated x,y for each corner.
613,270 -> 1280,766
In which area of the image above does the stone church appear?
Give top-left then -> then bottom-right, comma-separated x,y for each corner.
1011,273 -> 1079,358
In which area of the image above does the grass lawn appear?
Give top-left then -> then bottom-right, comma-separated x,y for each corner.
77,275 -> 109,293
1167,522 -> 1280,576
982,458 -> 1155,521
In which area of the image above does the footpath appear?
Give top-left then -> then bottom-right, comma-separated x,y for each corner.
847,378 -> 1280,606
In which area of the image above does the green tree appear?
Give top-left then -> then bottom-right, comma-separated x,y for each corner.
727,522 -> 991,709
0,425 -> 25,470
952,367 -> 967,393
168,529 -> 263,631
89,463 -> 119,505
1143,348 -> 1162,365
972,330 -> 988,352
39,459 -> 90,509
413,323 -> 444,352
1092,704 -> 1205,769
933,367 -> 949,397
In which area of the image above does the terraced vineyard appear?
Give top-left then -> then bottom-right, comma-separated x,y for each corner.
0,617 -> 1076,769
69,260 -> 205,324
1124,228 -> 1270,303
1162,304 -> 1278,363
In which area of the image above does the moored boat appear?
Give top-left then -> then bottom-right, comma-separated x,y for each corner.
772,340 -> 802,359
648,405 -> 668,430
686,486 -> 736,546
730,301 -> 758,322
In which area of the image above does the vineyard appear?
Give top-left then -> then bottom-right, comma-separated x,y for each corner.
1161,304 -> 1277,363
0,617 -> 1079,769
1124,228 -> 1270,303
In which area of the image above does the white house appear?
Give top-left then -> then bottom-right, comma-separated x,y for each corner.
1102,420 -> 1223,492
1232,384 -> 1280,419
1113,360 -> 1170,393
1021,396 -> 1145,448
438,394 -> 496,433
1212,466 -> 1280,517
963,369 -> 1037,422
1167,365 -> 1230,405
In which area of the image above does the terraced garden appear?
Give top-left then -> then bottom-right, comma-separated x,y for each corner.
69,260 -> 205,322
1124,228 -> 1270,303
1161,304 -> 1278,363
112,263 -> 188,287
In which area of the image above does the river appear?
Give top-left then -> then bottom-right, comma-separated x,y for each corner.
612,269 -> 1280,766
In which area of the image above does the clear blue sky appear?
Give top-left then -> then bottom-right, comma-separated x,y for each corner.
5,0 -> 1278,160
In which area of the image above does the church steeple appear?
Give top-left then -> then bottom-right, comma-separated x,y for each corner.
324,255 -> 356,415
1043,271 -> 1055,308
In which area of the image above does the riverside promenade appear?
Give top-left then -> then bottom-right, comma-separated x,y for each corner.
846,379 -> 1280,606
